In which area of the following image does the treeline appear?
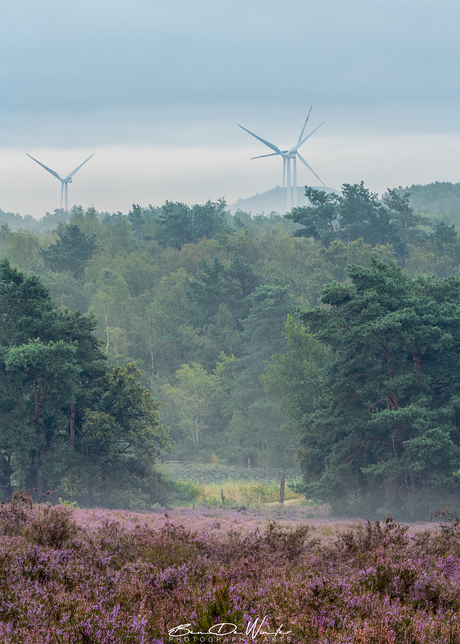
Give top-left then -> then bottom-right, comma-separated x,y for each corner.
2,180 -> 459,231
2,181 -> 460,516
0,207 -> 72,232
0,260 -> 172,509
0,193 -> 397,470
400,181 -> 460,221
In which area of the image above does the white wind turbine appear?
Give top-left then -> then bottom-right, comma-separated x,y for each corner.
26,153 -> 95,211
238,108 -> 325,211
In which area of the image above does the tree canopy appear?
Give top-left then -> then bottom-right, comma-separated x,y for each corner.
285,183 -> 429,261
41,223 -> 97,278
2,183 -> 460,516
284,260 -> 460,517
0,260 -> 171,508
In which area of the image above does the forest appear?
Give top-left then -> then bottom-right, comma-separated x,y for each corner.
1,180 -> 460,518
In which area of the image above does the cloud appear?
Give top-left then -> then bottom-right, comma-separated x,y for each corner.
0,1 -> 458,216
1,0 -> 459,112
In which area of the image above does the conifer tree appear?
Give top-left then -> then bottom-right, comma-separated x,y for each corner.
0,260 -> 170,506
298,260 -> 460,516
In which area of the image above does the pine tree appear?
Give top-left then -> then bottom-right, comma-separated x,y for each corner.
297,259 -> 460,517
0,260 -> 171,506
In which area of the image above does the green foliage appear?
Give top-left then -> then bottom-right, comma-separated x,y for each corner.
399,181 -> 460,221
295,260 -> 460,517
3,182 -> 460,502
188,250 -> 260,329
174,480 -> 201,507
41,223 -> 97,278
0,260 -> 172,508
338,182 -> 399,247
263,315 -> 329,439
159,461 -> 301,486
423,221 -> 460,277
0,207 -> 71,232
287,183 -> 430,261
285,187 -> 340,244
155,198 -> 232,248
238,481 -> 268,508
39,269 -> 89,312
161,363 -> 216,445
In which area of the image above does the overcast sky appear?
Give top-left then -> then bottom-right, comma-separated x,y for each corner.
1,0 -> 459,217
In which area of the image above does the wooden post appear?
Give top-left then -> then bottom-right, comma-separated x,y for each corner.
279,472 -> 285,504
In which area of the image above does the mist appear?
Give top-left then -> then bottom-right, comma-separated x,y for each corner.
0,0 -> 458,217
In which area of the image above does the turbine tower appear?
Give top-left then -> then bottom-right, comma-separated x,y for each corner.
238,108 -> 325,212
26,153 -> 95,211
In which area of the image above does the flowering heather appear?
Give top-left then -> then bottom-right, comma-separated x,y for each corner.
1,497 -> 460,643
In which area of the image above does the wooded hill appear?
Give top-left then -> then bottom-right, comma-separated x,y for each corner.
2,180 -> 460,517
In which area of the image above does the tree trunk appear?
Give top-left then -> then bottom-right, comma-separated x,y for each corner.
385,391 -> 400,411
69,403 -> 75,446
36,451 -> 42,497
33,379 -> 40,421
411,348 -> 422,369
409,470 -> 418,498
0,455 -> 14,500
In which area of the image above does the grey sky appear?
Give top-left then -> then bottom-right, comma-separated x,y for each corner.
1,0 -> 459,216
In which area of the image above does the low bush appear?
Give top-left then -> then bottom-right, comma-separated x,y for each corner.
27,503 -> 78,548
0,497 -> 459,642
0,491 -> 78,548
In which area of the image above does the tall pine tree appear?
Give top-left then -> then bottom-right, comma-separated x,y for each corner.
296,260 -> 460,517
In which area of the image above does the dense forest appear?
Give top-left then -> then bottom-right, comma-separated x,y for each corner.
1,180 -> 460,517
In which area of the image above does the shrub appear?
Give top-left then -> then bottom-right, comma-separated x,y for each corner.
0,492 -> 78,548
0,490 -> 34,535
2,505 -> 460,641
337,517 -> 410,555
174,480 -> 201,507
264,521 -> 312,562
27,504 -> 78,548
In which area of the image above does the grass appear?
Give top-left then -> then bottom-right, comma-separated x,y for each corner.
173,479 -> 304,508
160,460 -> 306,509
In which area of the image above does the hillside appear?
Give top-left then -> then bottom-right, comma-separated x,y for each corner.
397,181 -> 460,223
229,185 -> 339,214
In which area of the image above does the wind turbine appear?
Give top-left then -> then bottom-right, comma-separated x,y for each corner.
26,153 -> 95,211
238,108 -> 325,211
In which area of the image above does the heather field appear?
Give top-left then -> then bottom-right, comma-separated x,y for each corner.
2,497 -> 460,643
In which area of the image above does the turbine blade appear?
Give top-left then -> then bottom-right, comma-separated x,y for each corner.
290,122 -> 324,153
63,153 -> 95,180
26,154 -> 62,181
238,125 -> 283,155
297,106 -> 312,143
297,152 -> 326,187
250,152 -> 282,159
